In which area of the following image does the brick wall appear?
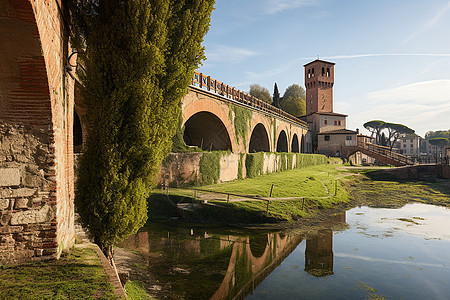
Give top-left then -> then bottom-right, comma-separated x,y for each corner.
0,0 -> 74,265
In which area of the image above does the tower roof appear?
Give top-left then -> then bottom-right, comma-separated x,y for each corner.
304,59 -> 335,67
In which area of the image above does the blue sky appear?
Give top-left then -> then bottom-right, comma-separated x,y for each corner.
198,0 -> 450,137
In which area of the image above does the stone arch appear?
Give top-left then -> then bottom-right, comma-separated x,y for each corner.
291,134 -> 300,153
249,123 -> 270,153
276,130 -> 288,152
183,94 -> 237,152
183,111 -> 233,151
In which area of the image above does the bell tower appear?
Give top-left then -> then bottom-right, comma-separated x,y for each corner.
304,60 -> 335,115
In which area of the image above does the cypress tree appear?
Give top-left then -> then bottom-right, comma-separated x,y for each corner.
70,0 -> 214,258
273,83 -> 280,108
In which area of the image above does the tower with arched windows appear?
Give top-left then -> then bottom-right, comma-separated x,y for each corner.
304,60 -> 335,115
303,59 -> 357,155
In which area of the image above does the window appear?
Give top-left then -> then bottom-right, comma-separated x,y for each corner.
308,69 -> 311,78
403,144 -> 406,148
410,144 -> 413,148
324,120 -> 328,125
346,136 -> 352,141
322,67 -> 325,76
326,68 -> 330,77
338,121 -> 341,125
324,135 -> 330,141
334,120 -> 337,125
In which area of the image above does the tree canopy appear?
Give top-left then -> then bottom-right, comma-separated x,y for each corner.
280,84 -> 306,117
283,84 -> 306,100
428,137 -> 449,149
425,130 -> 450,140
249,84 -> 272,104
363,120 -> 415,150
70,0 -> 214,258
280,96 -> 306,117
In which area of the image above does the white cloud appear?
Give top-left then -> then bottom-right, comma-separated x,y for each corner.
401,1 -> 450,45
367,80 -> 450,105
263,0 -> 318,15
348,80 -> 450,137
206,45 -> 258,64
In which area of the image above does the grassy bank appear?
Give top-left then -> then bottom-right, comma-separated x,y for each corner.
148,164 -> 357,225
0,246 -> 117,299
148,164 -> 450,226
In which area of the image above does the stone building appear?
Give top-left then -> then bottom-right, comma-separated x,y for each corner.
0,0 -> 75,265
303,59 -> 357,157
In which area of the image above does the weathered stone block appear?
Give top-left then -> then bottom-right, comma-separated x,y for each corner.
0,168 -> 21,187
1,188 -> 36,198
14,198 -> 30,209
0,199 -> 9,210
0,212 -> 11,226
10,205 -> 53,225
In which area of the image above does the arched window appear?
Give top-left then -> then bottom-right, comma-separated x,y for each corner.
308,69 -> 311,78
312,68 -> 315,77
322,67 -> 325,76
326,68 -> 330,77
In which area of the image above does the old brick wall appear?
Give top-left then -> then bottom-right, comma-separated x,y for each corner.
0,0 -> 74,265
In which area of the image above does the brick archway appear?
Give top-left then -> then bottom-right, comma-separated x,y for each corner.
0,0 -> 75,264
183,98 -> 237,152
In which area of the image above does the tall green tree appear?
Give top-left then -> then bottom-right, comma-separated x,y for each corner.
249,84 -> 272,104
283,84 -> 306,100
273,83 -> 280,108
363,120 -> 386,145
425,130 -> 450,140
70,0 -> 214,259
280,96 -> 306,117
280,84 -> 306,117
384,122 -> 415,150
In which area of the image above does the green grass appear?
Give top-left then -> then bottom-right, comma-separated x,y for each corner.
201,164 -> 349,198
149,164 -> 356,224
0,247 -> 117,299
125,280 -> 154,300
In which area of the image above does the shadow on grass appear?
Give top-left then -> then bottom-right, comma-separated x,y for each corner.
148,193 -> 272,224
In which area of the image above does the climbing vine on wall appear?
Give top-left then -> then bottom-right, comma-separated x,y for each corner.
245,152 -> 265,178
229,103 -> 252,147
199,151 -> 225,185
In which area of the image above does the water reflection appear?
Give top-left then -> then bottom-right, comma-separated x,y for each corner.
119,212 -> 347,299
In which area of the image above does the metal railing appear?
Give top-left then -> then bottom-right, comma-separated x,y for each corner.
191,71 -> 307,127
357,140 -> 414,165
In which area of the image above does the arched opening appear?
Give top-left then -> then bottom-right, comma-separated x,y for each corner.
322,67 -> 325,76
276,130 -> 288,152
249,234 -> 269,258
73,110 -> 83,153
249,123 -> 270,153
183,111 -> 232,151
326,68 -> 330,77
291,134 -> 299,153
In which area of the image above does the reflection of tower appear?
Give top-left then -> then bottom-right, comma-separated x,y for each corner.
304,229 -> 334,277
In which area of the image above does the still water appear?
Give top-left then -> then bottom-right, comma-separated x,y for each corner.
119,203 -> 450,299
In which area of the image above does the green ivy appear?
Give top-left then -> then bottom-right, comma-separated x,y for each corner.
245,152 -> 265,178
199,152 -> 223,185
229,104 -> 252,146
238,153 -> 245,179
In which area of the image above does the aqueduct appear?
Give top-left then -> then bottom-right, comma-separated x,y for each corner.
181,71 -> 308,154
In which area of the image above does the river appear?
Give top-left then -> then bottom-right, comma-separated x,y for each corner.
118,203 -> 450,299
